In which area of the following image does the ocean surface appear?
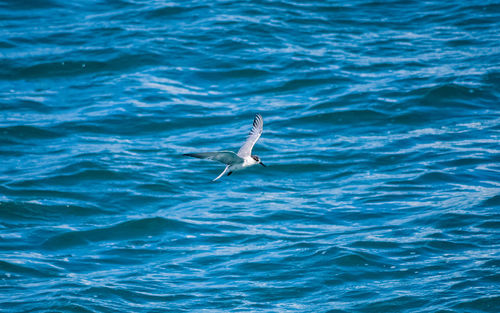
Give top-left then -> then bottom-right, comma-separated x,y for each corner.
1,0 -> 500,312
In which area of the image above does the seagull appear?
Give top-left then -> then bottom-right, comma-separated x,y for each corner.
184,113 -> 266,181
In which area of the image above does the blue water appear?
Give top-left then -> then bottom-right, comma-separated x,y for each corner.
1,0 -> 500,312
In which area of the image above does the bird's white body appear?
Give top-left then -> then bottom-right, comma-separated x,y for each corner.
212,155 -> 260,181
184,114 -> 265,181
233,155 -> 259,172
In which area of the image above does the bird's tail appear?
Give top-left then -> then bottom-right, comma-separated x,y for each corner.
213,165 -> 230,181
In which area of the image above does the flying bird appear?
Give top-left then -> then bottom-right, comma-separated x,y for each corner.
184,113 -> 266,181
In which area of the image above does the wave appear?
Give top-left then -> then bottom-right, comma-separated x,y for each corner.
42,217 -> 205,249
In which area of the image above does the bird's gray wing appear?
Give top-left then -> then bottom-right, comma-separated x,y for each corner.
237,113 -> 263,157
183,151 -> 243,165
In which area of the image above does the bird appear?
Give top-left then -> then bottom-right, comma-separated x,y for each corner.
183,113 -> 266,181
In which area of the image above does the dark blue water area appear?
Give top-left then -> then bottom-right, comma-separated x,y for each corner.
1,0 -> 500,312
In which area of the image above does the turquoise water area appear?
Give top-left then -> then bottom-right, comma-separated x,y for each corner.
1,0 -> 499,312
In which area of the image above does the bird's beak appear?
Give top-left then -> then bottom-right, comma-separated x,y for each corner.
260,162 -> 266,167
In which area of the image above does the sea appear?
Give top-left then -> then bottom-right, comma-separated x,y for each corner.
1,0 -> 499,312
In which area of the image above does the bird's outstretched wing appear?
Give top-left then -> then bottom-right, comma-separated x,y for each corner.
183,151 -> 243,165
237,113 -> 263,157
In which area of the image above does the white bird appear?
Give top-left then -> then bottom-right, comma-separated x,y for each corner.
184,113 -> 266,181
